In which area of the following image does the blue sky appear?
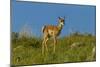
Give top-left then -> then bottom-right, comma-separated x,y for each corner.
12,0 -> 96,37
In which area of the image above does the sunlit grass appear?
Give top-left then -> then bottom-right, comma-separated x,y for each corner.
11,34 -> 96,66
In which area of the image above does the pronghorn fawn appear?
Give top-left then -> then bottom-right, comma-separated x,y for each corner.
42,17 -> 65,55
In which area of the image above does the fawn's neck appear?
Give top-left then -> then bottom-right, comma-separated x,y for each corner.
57,23 -> 64,31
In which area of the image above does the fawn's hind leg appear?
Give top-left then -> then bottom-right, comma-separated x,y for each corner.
44,37 -> 48,53
42,39 -> 45,55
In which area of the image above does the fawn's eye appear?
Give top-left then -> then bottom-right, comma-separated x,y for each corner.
61,20 -> 64,22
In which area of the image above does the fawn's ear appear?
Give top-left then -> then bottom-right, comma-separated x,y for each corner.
58,17 -> 61,23
64,16 -> 65,19
58,17 -> 61,19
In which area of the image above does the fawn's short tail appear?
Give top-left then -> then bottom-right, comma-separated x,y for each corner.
42,25 -> 46,33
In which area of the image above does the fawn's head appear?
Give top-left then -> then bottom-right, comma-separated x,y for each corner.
58,17 -> 65,26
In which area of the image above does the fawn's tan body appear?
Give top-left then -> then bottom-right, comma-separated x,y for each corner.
42,17 -> 65,54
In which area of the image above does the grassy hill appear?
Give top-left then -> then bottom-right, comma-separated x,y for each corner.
11,33 -> 96,66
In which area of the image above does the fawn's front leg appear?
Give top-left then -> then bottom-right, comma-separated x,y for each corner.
53,36 -> 57,53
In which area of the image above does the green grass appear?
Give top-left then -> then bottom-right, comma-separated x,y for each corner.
11,34 -> 96,66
